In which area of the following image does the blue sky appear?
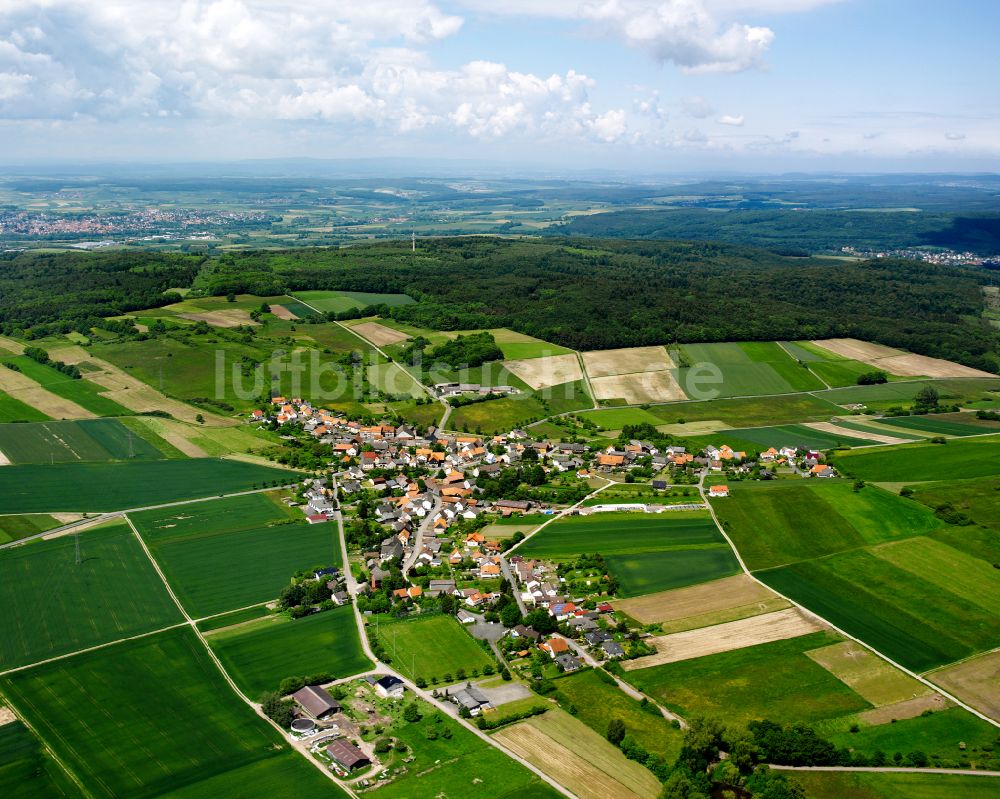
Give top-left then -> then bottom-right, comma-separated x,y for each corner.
0,0 -> 997,171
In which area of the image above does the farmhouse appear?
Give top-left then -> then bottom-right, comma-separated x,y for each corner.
373,675 -> 405,699
291,685 -> 341,719
325,739 -> 371,772
708,485 -> 730,498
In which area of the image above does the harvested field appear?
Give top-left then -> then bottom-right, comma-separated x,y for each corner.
269,304 -> 298,321
803,421 -> 911,445
656,419 -> 731,436
927,650 -> 1000,722
582,346 -> 674,378
492,710 -> 660,799
504,353 -> 583,390
622,608 -> 823,671
177,309 -> 259,327
0,336 -> 25,354
857,694 -> 950,725
811,338 -> 993,378
351,321 -> 411,346
616,573 -> 788,627
591,370 -> 687,404
805,641 -> 930,706
0,365 -> 96,419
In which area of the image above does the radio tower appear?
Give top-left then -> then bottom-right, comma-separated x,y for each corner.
411,231 -> 416,252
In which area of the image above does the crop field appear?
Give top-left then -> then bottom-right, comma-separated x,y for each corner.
757,538 -> 1000,672
291,290 -> 414,314
273,300 -> 317,319
606,547 -> 740,597
504,353 -> 583,390
373,614 -> 494,683
781,340 -> 904,387
0,628 -> 342,799
3,356 -> 131,417
705,422 -> 879,450
877,413 -> 1000,437
627,631 -> 871,725
805,640 -> 930,706
0,459 -> 297,513
207,607 -> 370,697
367,362 -> 423,398
623,608 -> 823,670
582,345 -> 674,377
803,420 -> 913,445
811,338 -> 994,378
673,341 -> 824,398
491,709 -> 662,799
589,369 -> 687,404
124,415 -> 275,458
789,771 -> 1000,799
616,573 -> 790,631
0,513 -> 68,545
448,393 -> 550,434
928,650 -> 1000,721
0,721 -> 80,798
0,390 -> 50,423
825,418 -> 927,441
375,702 -> 561,799
833,436 -> 1000,481
0,418 -> 169,464
712,480 -> 943,570
552,669 -> 683,761
0,521 -> 182,669
130,494 -> 337,618
196,604 -> 272,633
817,378 -> 1000,409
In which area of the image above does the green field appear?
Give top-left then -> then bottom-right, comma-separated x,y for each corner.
789,770 -> 1000,799
0,721 -> 80,798
0,458 -> 298,513
913,476 -> 1000,534
292,290 -> 415,314
0,513 -> 65,545
781,341 -> 905,388
368,361 -> 424,399
627,631 -> 871,724
373,701 -> 561,799
374,614 -> 494,684
0,391 -> 50,423
0,628 -> 346,799
196,604 -> 273,632
817,378 -> 1000,410
758,537 -> 1000,672
833,436 -> 1000,481
698,423 -> 879,451
274,300 -> 317,318
877,414 -> 1000,437
130,494 -> 337,618
4,357 -> 131,417
208,607 -> 370,697
0,418 -> 168,464
0,521 -> 183,669
552,669 -> 684,762
712,481 -> 943,570
449,393 -> 548,434
831,418 -> 927,441
673,341 -> 824,397
517,511 -> 738,596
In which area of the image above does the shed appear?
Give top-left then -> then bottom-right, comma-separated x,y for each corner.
292,685 -> 341,719
325,739 -> 371,772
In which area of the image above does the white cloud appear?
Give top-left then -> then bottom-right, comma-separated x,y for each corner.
944,131 -> 965,141
718,113 -> 744,125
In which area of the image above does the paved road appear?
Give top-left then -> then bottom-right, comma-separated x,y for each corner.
402,496 -> 441,575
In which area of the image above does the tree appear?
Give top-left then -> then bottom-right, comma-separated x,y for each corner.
260,692 -> 295,728
403,704 -> 421,723
459,705 -> 472,719
914,386 -> 940,410
607,718 -> 626,745
500,603 -> 522,629
195,413 -> 205,424
374,737 -> 392,753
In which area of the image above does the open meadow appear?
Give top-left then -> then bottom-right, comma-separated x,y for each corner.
833,436 -> 1000,481
129,493 -> 337,618
373,614 -> 494,684
0,521 -> 182,669
0,628 -> 345,799
291,290 -> 415,314
208,607 -> 369,697
0,459 -> 298,513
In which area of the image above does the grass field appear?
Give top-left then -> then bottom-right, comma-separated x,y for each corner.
374,701 -> 562,799
0,513 -> 67,545
877,414 -> 1000,437
833,436 -> 1000,481
0,391 -> 51,423
373,614 -> 494,683
817,378 -> 1000,410
518,511 -> 737,596
130,494 -> 337,618
208,607 -> 370,697
789,771 -> 1000,799
712,480 -> 943,570
3,356 -> 131,417
757,537 -> 1000,672
0,458 -> 298,514
627,631 -> 871,724
0,418 -> 171,464
0,721 -> 80,798
673,341 -> 824,398
699,422 -> 879,451
552,669 -> 684,762
196,604 -> 272,633
912,476 -> 1000,534
367,361 -> 424,398
0,521 -> 183,669
291,290 -> 415,314
0,628 -> 345,799
449,393 -> 548,434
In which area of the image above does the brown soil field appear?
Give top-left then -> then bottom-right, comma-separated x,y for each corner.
805,641 -> 930,706
0,707 -> 15,725
504,353 -> 583,390
656,420 -> 731,436
0,450 -> 9,466
803,421 -> 911,446
617,574 -> 787,625
811,338 -> 994,378
858,694 -> 951,725
0,336 -> 25,355
928,650 -> 1000,722
269,304 -> 299,321
622,608 -> 823,671
177,309 -> 259,328
351,321 -> 411,347
590,370 -> 687,404
0,365 -> 96,419
582,346 -> 675,378
44,345 -> 91,364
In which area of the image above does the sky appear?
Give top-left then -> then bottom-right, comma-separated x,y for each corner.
1,0 -> 998,172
